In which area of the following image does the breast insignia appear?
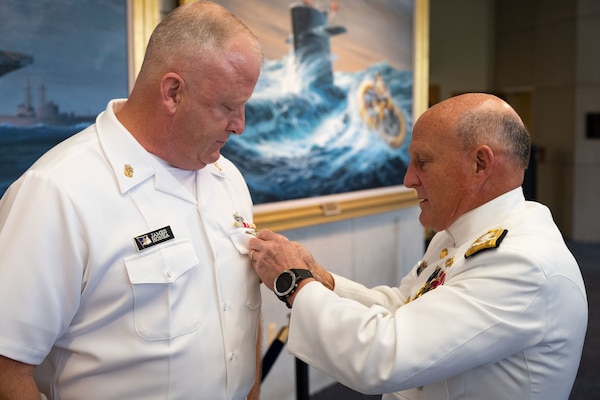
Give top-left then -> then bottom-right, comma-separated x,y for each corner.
465,229 -> 508,258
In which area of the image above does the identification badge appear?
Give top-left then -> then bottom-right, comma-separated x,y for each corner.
133,226 -> 174,251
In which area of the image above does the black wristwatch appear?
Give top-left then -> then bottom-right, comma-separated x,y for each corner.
274,269 -> 314,308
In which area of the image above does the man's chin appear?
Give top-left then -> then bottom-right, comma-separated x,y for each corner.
203,151 -> 221,165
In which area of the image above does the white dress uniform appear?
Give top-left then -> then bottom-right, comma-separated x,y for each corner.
0,100 -> 261,399
287,188 -> 587,400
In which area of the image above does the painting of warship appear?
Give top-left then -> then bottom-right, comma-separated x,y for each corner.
0,0 -> 127,197
219,0 -> 415,204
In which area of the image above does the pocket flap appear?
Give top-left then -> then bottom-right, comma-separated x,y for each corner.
125,241 -> 199,284
228,228 -> 254,254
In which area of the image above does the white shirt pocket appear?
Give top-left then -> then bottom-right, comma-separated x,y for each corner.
228,227 -> 254,254
124,240 -> 202,340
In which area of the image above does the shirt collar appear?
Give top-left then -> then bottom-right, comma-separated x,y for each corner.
445,187 -> 526,247
96,100 -> 230,196
96,99 -> 155,194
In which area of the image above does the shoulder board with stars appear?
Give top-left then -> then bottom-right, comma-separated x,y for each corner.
464,229 -> 508,258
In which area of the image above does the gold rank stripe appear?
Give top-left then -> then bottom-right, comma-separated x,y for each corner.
464,229 -> 508,258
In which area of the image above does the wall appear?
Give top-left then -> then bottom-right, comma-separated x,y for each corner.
259,206 -> 424,399
495,0 -> 578,238
429,0 -> 495,100
430,0 -> 600,242
573,1 -> 600,241
495,0 -> 600,242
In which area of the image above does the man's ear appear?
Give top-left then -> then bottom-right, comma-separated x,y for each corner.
160,73 -> 183,116
473,144 -> 494,180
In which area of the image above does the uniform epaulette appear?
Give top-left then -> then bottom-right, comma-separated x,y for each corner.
464,229 -> 508,258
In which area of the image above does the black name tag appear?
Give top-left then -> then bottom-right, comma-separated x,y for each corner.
134,226 -> 174,251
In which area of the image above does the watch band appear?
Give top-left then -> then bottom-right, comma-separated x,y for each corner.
274,268 -> 313,308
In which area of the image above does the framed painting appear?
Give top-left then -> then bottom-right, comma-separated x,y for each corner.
0,0 -> 428,232
179,0 -> 429,230
0,0 -> 133,196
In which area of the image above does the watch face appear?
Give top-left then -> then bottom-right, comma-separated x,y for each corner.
275,271 -> 294,296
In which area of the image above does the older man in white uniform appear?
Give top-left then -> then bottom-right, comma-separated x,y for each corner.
249,93 -> 588,400
0,3 -> 264,399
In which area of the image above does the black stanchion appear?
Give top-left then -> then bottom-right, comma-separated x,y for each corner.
296,358 -> 310,400
261,326 -> 289,382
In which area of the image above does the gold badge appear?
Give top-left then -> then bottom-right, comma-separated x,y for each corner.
465,229 -> 508,258
440,248 -> 448,259
124,164 -> 134,178
214,162 -> 222,171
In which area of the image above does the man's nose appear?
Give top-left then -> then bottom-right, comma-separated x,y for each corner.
403,164 -> 418,188
228,109 -> 245,135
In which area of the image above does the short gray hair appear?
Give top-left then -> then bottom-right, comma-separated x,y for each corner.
456,109 -> 531,169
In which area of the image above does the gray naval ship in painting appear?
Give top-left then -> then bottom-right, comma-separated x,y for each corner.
0,49 -> 94,126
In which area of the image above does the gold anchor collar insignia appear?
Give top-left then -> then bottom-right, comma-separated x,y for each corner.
124,164 -> 134,178
465,229 -> 508,258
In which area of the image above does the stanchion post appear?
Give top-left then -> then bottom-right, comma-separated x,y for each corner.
295,357 -> 309,400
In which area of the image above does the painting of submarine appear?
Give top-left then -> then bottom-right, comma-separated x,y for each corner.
222,0 -> 415,204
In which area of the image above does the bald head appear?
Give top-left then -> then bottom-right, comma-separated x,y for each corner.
405,93 -> 531,231
420,93 -> 530,169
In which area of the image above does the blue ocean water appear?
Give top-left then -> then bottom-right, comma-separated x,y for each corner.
0,55 -> 412,203
223,55 -> 413,204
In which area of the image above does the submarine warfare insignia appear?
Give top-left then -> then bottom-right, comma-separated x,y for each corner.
464,229 -> 508,258
233,212 -> 257,236
134,226 -> 174,251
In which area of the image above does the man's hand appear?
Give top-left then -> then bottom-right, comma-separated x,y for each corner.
294,242 -> 335,291
249,229 -> 334,292
248,229 -> 307,291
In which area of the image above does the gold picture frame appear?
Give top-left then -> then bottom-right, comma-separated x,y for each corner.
130,0 -> 429,231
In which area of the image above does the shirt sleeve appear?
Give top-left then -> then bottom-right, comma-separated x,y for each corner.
0,170 -> 85,364
287,250 -> 550,395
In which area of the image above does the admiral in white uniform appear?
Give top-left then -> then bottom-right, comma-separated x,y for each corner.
287,188 -> 587,399
248,93 -> 588,400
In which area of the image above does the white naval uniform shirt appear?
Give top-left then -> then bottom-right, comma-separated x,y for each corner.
286,188 -> 587,400
0,100 -> 261,399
